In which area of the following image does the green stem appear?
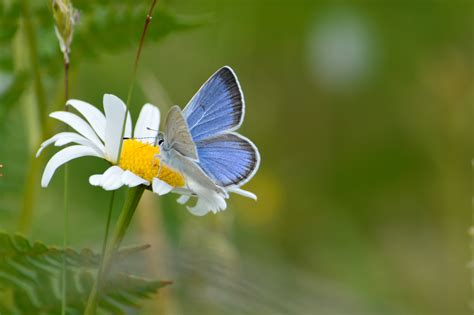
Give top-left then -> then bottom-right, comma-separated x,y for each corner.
61,163 -> 68,315
126,0 -> 157,107
85,1 -> 158,313
117,0 -> 158,159
61,58 -> 71,315
471,195 -> 474,307
83,186 -> 145,315
96,191 -> 116,292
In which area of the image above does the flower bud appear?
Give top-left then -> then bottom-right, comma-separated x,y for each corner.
52,0 -> 77,62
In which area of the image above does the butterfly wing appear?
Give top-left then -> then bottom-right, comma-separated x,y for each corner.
170,151 -> 225,195
164,105 -> 198,160
195,133 -> 260,188
183,66 -> 244,142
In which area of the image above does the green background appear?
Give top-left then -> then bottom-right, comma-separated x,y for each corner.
0,1 -> 471,314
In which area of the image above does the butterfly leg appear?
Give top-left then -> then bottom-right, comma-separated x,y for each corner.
158,162 -> 163,178
154,153 -> 163,178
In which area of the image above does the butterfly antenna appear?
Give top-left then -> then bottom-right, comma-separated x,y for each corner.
122,136 -> 156,140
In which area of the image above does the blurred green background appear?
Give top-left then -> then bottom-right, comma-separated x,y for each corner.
0,0 -> 471,314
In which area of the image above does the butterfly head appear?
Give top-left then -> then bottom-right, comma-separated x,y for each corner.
155,132 -> 164,146
156,132 -> 173,153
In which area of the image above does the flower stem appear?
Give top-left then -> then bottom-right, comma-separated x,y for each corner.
85,1 -> 159,313
61,164 -> 68,315
61,58 -> 71,315
95,191 -> 115,292
117,0 -> 158,159
83,186 -> 145,315
126,0 -> 157,106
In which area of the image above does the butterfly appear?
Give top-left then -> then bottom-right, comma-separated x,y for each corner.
156,66 -> 260,205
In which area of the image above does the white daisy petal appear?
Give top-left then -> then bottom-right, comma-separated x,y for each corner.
213,194 -> 227,212
99,166 -> 125,190
41,145 -> 102,187
172,187 -> 192,195
177,195 -> 191,205
54,133 -> 105,156
37,132 -> 105,158
134,103 -> 160,144
227,187 -> 257,200
181,176 -> 228,215
187,198 -> 210,216
152,178 -> 173,195
187,191 -> 227,216
37,133 -> 64,157
121,170 -> 149,187
49,111 -> 104,150
126,113 -> 132,136
67,99 -> 106,141
89,174 -> 102,186
103,94 -> 132,163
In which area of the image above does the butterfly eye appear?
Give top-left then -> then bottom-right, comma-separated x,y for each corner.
156,132 -> 165,146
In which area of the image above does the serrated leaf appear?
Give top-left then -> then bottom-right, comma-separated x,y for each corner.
30,2 -> 206,68
73,7 -> 205,60
0,232 -> 169,315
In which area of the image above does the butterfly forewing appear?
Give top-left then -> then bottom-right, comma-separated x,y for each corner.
183,66 -> 244,142
164,105 -> 198,160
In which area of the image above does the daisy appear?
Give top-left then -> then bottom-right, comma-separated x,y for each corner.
38,94 -> 251,215
38,93 -> 183,192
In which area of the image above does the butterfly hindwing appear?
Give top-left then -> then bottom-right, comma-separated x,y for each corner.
195,133 -> 259,187
183,66 -> 244,142
164,105 -> 198,160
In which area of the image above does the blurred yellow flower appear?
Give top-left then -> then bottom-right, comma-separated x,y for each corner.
235,172 -> 283,226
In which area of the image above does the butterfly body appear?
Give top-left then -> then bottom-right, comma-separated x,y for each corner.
158,138 -> 225,195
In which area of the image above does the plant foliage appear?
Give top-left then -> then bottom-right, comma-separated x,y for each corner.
0,0 -> 205,124
0,232 -> 168,314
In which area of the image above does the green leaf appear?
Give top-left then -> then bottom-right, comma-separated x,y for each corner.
0,232 -> 169,315
72,7 -> 204,60
0,2 -> 205,131
29,2 -> 205,68
0,2 -> 205,70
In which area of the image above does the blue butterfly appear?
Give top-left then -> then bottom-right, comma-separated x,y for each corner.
156,66 -> 260,195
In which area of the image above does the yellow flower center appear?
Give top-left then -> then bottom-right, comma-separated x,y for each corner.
119,139 -> 185,187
